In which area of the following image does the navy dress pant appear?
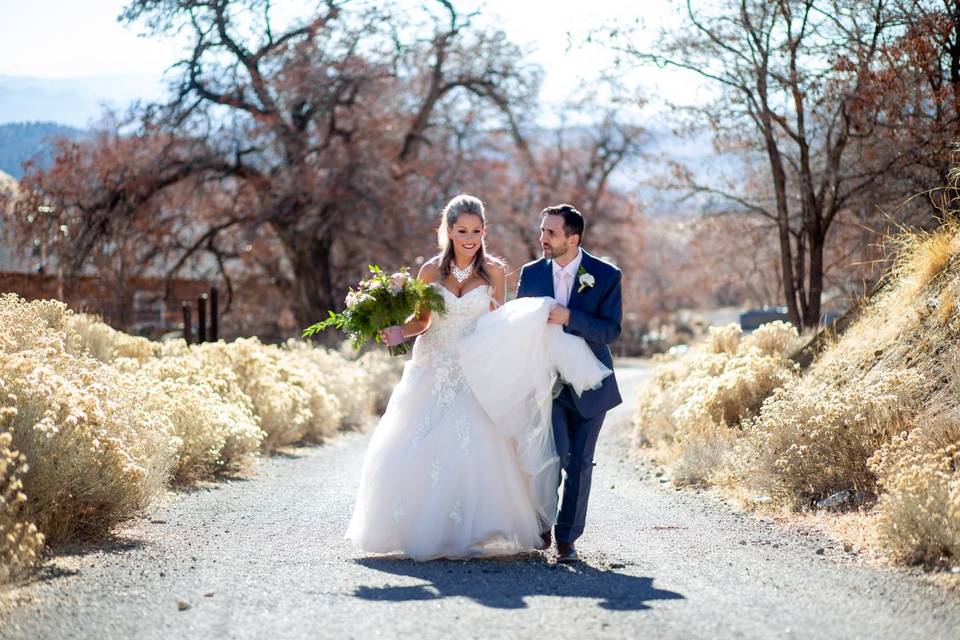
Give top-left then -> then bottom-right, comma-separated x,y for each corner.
551,387 -> 605,545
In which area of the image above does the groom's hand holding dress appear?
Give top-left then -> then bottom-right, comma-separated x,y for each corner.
547,305 -> 571,326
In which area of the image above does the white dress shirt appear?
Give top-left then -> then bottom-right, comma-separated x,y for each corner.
552,248 -> 583,307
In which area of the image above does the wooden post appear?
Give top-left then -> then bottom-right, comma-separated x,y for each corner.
210,286 -> 219,342
182,302 -> 193,345
198,293 -> 208,343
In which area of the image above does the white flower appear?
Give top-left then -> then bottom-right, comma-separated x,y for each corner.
345,291 -> 360,310
577,271 -> 596,292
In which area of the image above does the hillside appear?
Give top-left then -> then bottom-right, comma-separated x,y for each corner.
634,220 -> 960,572
0,121 -> 82,179
0,74 -> 163,128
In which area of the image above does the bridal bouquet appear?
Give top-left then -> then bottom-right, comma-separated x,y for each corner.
302,265 -> 445,356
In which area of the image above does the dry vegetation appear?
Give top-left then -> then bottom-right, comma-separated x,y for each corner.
634,221 -> 960,569
0,294 -> 402,584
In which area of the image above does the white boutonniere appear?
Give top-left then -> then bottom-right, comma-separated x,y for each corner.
577,265 -> 595,293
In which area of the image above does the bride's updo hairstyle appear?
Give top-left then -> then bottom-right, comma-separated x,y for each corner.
437,194 -> 500,285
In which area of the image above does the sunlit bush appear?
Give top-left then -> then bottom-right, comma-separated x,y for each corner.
634,321 -> 801,484
0,294 -> 385,584
133,357 -> 264,482
869,409 -> 960,565
0,422 -> 44,583
723,368 -> 925,505
635,221 -> 960,568
355,350 -> 405,413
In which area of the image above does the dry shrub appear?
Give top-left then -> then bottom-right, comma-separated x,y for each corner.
709,323 -> 741,355
869,407 -> 960,565
0,294 -> 71,353
0,296 -> 179,544
637,219 -> 960,567
866,348 -> 960,565
192,338 -> 338,449
61,312 -> 380,449
65,314 -> 160,362
723,368 -> 926,506
740,320 -> 804,356
134,357 -> 264,482
0,294 -> 384,585
0,423 -> 44,583
633,353 -> 723,449
283,340 -> 374,428
355,350 -> 406,413
1,347 -> 179,543
634,321 -> 801,484
723,221 -> 960,513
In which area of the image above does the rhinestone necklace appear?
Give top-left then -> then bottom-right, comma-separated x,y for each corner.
450,262 -> 474,283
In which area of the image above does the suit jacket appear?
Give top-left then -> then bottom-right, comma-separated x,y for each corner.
516,249 -> 622,418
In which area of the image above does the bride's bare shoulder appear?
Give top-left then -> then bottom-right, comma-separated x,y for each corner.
484,257 -> 506,278
418,257 -> 442,283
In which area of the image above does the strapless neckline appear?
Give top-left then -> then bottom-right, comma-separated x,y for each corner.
437,283 -> 489,300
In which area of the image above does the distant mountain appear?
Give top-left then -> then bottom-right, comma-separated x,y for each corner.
0,73 -> 165,128
0,121 -> 84,179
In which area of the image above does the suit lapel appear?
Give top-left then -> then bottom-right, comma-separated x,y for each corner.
545,259 -> 556,298
566,250 -> 590,310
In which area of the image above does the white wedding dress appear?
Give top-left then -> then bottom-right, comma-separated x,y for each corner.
345,285 -> 610,560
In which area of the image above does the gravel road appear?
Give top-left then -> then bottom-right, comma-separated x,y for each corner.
4,362 -> 960,640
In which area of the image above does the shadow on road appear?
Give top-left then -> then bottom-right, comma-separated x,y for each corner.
17,537 -> 146,588
353,557 -> 684,610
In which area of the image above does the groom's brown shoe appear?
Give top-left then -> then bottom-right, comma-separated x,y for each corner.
556,541 -> 579,563
536,529 -> 552,551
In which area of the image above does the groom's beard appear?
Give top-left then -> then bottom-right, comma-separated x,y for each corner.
542,241 -> 569,259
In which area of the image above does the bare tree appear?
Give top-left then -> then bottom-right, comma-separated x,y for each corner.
613,0 -> 905,330
17,0 -> 540,327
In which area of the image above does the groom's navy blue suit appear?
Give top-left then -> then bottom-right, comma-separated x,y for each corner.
517,249 -> 622,544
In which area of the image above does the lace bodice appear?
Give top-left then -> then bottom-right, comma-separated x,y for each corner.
411,284 -> 491,363
409,284 -> 491,411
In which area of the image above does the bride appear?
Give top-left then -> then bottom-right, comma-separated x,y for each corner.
345,194 -> 609,560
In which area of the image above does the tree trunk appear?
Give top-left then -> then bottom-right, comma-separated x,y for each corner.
804,229 -> 825,328
287,234 -> 336,330
765,137 -> 801,329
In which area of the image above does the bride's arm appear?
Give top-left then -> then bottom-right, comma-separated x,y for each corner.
380,261 -> 438,346
488,260 -> 506,309
401,261 -> 440,338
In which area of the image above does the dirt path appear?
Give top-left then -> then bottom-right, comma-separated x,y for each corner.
4,363 -> 960,639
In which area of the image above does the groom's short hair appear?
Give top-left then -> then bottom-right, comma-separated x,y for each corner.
542,204 -> 585,241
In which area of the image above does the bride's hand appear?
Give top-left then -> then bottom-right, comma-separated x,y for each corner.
380,325 -> 405,346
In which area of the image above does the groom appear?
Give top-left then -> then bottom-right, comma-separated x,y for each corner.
517,204 -> 622,563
